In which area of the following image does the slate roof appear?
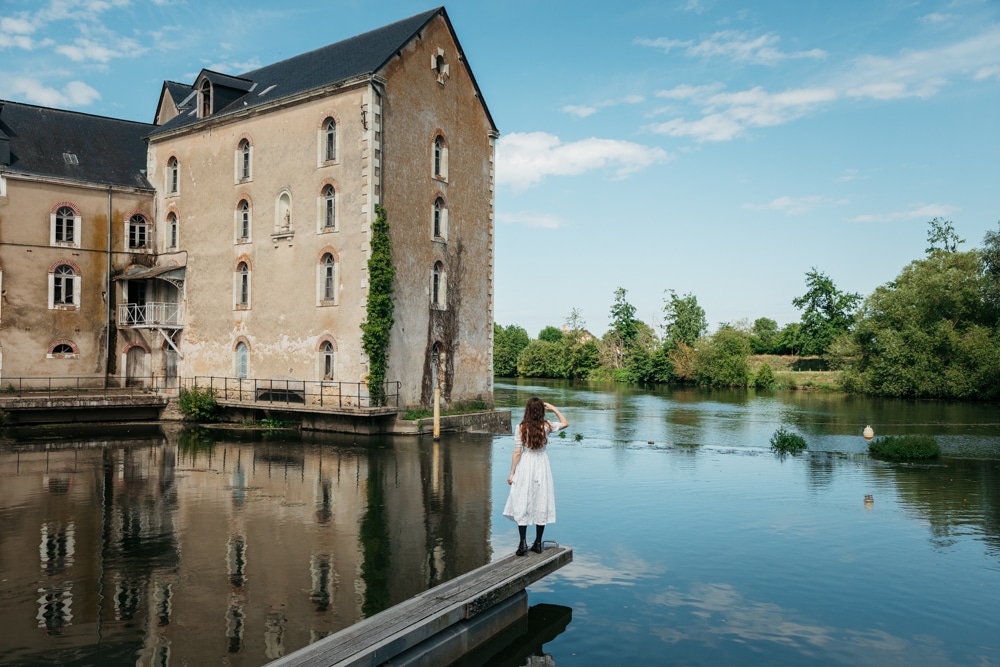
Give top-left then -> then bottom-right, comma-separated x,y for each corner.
150,6 -> 496,136
0,100 -> 154,190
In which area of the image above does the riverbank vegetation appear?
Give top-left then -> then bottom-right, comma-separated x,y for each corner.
868,435 -> 941,461
770,427 -> 808,453
495,218 -> 1000,400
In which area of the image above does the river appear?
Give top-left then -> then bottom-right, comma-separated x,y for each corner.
1,381 -> 998,666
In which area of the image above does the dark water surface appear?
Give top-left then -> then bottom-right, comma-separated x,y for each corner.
1,382 -> 999,666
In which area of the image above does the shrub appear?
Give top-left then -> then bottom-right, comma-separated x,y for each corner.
770,427 -> 807,453
868,435 -> 940,460
754,362 -> 777,389
179,386 -> 220,422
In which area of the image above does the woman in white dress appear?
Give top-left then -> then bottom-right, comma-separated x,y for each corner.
503,397 -> 569,556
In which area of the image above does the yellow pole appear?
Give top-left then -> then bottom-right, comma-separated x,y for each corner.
433,387 -> 441,440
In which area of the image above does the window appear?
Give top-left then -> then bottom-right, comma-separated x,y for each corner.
47,341 -> 79,359
324,118 -> 337,162
235,342 -> 249,378
52,206 -> 78,246
167,157 -> 179,194
235,261 -> 250,308
49,263 -> 80,310
237,199 -> 251,242
200,79 -> 212,118
128,214 -> 148,250
321,341 -> 335,380
237,140 -> 252,181
52,343 -> 73,355
432,261 -> 446,308
432,48 -> 449,84
322,254 -> 336,301
322,185 -> 336,231
432,135 -> 448,180
432,198 -> 448,240
167,212 -> 178,249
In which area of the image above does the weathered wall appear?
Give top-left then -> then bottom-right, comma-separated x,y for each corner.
0,177 -> 153,380
380,14 -> 496,408
147,85 -> 372,386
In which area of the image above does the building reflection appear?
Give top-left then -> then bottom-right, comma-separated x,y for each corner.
0,429 -> 493,666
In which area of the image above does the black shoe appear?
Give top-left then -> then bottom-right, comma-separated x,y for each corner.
516,540 -> 528,556
530,540 -> 543,554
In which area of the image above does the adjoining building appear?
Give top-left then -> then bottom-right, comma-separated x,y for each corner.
0,7 -> 498,410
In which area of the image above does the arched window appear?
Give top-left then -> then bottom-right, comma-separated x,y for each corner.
235,342 -> 249,378
167,157 -> 178,194
433,137 -> 443,177
55,206 -> 76,244
53,265 -> 75,305
322,185 -> 336,230
52,343 -> 74,355
128,214 -> 148,249
321,253 -> 336,302
324,118 -> 337,161
238,199 -> 251,241
432,198 -> 448,239
321,341 -> 335,380
200,79 -> 212,117
239,139 -> 251,180
167,212 -> 178,249
432,261 -> 445,308
235,261 -> 250,307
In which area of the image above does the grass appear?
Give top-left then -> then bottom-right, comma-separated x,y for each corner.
868,435 -> 941,461
751,355 -> 840,391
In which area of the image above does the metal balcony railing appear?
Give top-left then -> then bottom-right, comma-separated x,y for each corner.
184,377 -> 401,409
118,302 -> 183,327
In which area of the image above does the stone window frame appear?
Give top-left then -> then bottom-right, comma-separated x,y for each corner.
234,257 -> 252,310
166,156 -> 179,196
432,195 -> 448,242
317,336 -> 338,381
432,134 -> 449,182
233,337 -> 250,379
125,211 -> 152,252
48,260 -> 81,311
317,180 -> 338,234
235,196 -> 253,244
431,260 -> 447,310
165,208 -> 179,250
50,202 -> 81,248
235,137 -> 253,183
316,249 -> 339,306
431,47 -> 450,85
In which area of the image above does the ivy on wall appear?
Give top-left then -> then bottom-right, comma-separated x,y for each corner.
361,204 -> 396,406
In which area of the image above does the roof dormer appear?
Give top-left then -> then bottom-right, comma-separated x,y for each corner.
192,70 -> 255,119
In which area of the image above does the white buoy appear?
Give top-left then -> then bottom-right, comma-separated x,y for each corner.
863,425 -> 874,440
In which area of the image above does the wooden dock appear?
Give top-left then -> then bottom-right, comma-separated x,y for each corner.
267,545 -> 573,667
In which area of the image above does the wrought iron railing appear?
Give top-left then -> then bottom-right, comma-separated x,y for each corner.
183,376 -> 401,409
117,302 -> 183,327
0,375 -> 172,398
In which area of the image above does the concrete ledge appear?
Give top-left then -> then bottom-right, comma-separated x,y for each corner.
391,410 -> 512,436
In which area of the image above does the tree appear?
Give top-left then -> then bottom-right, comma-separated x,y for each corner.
925,217 -> 965,255
538,326 -> 564,343
982,221 -> 1000,316
663,290 -> 707,349
791,269 -> 861,356
695,326 -> 752,387
605,287 -> 639,371
493,323 -> 529,377
516,340 -> 562,378
750,317 -> 780,354
838,249 -> 1000,399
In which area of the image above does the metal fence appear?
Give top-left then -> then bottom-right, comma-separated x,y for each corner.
183,376 -> 401,409
0,375 -> 171,398
117,302 -> 184,326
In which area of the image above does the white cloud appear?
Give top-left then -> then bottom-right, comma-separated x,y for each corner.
975,64 -> 1000,80
636,31 -> 827,65
496,131 -> 670,190
646,85 -> 836,141
835,169 -> 858,183
561,95 -> 646,118
743,196 -> 848,216
56,36 -> 147,63
4,76 -> 101,107
850,203 -> 958,223
496,211 -> 565,229
563,104 -> 598,118
920,12 -> 955,24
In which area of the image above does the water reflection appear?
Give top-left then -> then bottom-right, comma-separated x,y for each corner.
0,428 -> 493,666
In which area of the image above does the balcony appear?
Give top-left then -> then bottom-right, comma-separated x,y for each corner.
117,302 -> 184,328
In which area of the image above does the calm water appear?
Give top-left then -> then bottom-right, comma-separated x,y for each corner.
1,383 -> 999,666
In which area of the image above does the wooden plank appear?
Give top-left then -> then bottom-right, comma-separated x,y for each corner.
268,547 -> 572,667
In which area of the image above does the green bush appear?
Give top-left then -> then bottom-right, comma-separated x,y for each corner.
868,435 -> 940,460
770,427 -> 807,453
754,361 -> 777,389
179,386 -> 220,422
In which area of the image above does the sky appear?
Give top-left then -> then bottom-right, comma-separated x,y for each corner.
2,0 -> 999,338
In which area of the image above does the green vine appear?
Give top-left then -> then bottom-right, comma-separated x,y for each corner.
361,204 -> 396,406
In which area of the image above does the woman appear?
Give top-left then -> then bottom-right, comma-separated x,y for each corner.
503,397 -> 569,556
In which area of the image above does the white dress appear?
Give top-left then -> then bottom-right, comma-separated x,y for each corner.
503,420 -> 565,526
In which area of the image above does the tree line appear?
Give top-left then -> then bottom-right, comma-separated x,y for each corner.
494,218 -> 1000,400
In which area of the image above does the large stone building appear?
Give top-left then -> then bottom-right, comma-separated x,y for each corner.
0,7 -> 498,409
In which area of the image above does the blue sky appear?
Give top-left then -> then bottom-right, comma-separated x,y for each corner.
3,0 -> 999,338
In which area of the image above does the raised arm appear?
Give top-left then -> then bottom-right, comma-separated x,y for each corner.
543,402 -> 569,429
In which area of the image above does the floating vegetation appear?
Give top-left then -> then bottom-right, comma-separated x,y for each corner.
868,435 -> 940,461
770,427 -> 807,453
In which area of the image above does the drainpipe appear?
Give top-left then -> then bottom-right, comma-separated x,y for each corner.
106,186 -> 112,389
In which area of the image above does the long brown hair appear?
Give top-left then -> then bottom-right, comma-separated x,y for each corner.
519,397 -> 548,450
